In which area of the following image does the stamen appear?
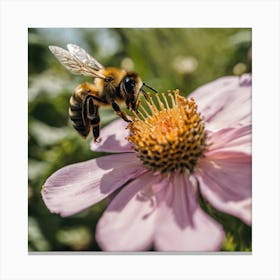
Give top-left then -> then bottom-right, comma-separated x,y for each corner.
139,104 -> 151,119
161,92 -> 170,110
145,96 -> 158,115
149,94 -> 160,113
156,93 -> 166,111
168,91 -> 176,108
137,107 -> 148,120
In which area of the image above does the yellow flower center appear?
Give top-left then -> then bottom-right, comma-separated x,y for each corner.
127,90 -> 208,173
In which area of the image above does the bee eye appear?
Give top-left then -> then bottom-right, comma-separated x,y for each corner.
124,77 -> 135,94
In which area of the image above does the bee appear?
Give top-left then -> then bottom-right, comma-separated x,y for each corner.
48,43 -> 157,142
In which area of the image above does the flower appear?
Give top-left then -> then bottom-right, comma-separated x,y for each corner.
41,74 -> 252,251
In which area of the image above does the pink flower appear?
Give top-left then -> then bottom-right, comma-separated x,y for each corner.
42,74 -> 252,251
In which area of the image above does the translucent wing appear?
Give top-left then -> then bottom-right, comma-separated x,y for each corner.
67,43 -> 104,70
48,45 -> 106,79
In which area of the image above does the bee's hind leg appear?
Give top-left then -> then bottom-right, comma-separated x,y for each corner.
90,108 -> 100,142
111,101 -> 131,122
86,96 -> 101,142
91,122 -> 101,143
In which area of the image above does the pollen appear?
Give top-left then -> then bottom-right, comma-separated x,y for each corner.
127,90 -> 208,173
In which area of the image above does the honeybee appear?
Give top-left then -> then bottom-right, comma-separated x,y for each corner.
48,44 -> 157,142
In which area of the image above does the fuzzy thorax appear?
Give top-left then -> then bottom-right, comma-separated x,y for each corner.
127,90 -> 208,173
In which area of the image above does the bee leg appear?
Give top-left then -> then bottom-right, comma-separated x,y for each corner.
125,99 -> 131,109
91,119 -> 100,143
86,96 -> 101,142
111,101 -> 132,122
134,99 -> 141,113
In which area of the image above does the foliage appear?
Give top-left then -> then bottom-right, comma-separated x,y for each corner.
28,28 -> 251,251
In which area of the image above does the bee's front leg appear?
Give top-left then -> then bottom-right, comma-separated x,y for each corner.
111,101 -> 131,122
133,99 -> 141,113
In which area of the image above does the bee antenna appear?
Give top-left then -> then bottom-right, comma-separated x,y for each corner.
143,82 -> 158,93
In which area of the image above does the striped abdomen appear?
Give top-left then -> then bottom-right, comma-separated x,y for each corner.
69,90 -> 90,138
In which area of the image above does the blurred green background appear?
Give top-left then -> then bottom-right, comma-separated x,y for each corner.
28,28 -> 252,252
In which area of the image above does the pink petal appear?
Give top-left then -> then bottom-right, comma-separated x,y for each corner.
90,119 -> 133,153
154,174 -> 225,251
41,153 -> 145,217
196,151 -> 252,225
207,124 -> 252,155
189,74 -> 251,131
96,172 -> 166,251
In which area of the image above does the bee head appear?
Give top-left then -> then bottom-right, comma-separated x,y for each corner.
121,73 -> 140,110
121,72 -> 157,111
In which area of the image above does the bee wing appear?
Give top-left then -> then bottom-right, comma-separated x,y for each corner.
49,45 -> 106,79
67,43 -> 104,70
